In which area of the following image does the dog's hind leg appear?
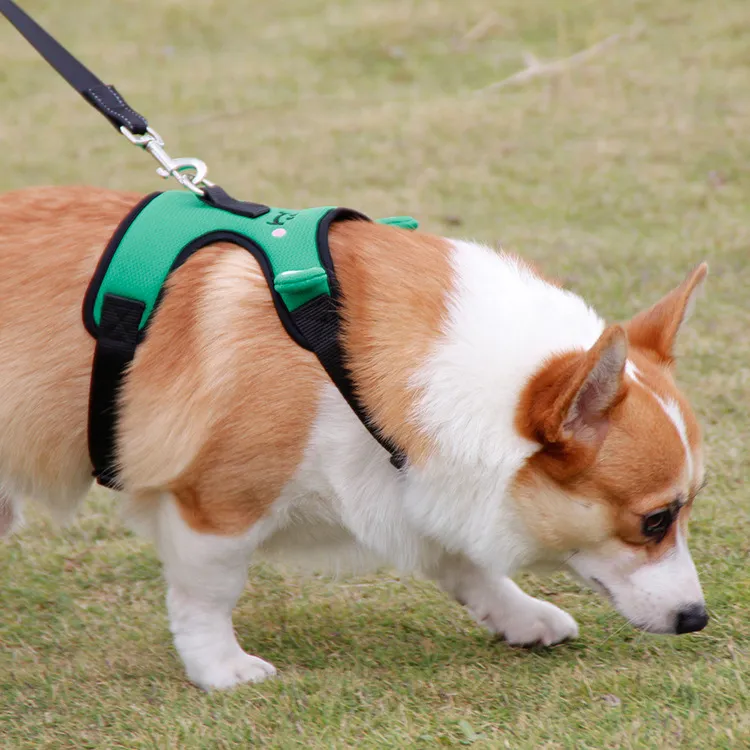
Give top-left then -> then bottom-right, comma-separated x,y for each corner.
153,494 -> 277,691
432,554 -> 579,647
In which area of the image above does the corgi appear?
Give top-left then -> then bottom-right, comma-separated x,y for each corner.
0,186 -> 709,690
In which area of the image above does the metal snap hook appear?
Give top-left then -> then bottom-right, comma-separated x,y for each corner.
120,126 -> 212,196
157,157 -> 212,195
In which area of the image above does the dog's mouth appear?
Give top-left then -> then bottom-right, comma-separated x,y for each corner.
567,559 -> 657,630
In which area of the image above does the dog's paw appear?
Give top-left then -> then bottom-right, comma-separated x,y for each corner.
188,652 -> 277,691
473,598 -> 579,647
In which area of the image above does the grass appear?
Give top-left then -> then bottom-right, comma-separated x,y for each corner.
1,0 -> 749,746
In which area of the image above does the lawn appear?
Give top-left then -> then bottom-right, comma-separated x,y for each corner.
1,0 -> 749,747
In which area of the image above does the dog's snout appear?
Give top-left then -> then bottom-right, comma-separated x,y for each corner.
675,603 -> 709,634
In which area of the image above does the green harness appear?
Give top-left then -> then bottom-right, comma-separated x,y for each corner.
83,190 -> 417,487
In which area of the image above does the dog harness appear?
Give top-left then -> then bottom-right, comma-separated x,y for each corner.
83,188 -> 417,488
0,1 -> 419,487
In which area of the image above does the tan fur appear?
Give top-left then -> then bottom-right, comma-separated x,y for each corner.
515,326 -> 629,480
0,187 -> 140,510
626,263 -> 707,365
332,221 -> 452,465
118,244 -> 324,533
0,188 -> 451,534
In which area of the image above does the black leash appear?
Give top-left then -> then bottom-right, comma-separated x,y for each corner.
0,0 -> 264,206
0,0 -> 148,135
1,0 -> 408,479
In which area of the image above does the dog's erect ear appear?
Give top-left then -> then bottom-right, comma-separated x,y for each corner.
626,263 -> 708,365
552,325 -> 628,447
519,325 -> 628,453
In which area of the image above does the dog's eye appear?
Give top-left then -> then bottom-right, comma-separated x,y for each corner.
641,508 -> 674,541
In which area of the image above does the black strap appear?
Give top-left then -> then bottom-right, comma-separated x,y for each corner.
88,264 -> 407,488
201,185 -> 271,219
88,294 -> 145,488
0,0 -> 148,134
291,295 -> 407,470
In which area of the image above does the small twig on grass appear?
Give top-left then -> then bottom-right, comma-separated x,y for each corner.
461,13 -> 501,44
476,23 -> 643,94
594,617 -> 632,647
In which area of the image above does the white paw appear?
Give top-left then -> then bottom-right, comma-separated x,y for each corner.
188,652 -> 277,691
473,599 -> 579,647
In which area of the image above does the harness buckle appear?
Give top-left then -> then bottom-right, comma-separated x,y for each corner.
120,125 -> 213,196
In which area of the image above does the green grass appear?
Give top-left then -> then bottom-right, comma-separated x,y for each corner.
1,0 -> 749,747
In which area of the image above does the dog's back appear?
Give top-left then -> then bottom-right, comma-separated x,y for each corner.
0,186 -> 437,533
0,187 -> 307,521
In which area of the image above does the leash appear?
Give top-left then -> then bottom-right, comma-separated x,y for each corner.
1,0 -> 410,477
0,0 -> 261,213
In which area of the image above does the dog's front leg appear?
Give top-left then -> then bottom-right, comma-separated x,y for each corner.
155,497 -> 276,691
432,554 -> 579,647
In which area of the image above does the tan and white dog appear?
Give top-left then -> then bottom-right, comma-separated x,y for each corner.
0,187 -> 709,690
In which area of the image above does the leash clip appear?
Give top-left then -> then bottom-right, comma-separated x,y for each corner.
120,125 -> 213,196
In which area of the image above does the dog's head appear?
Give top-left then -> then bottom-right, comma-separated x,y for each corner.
512,263 -> 708,634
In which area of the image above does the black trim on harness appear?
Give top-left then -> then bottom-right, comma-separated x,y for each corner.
315,208 -> 366,282
0,0 -> 148,134
88,294 -> 145,489
290,296 -> 408,470
83,191 -> 162,339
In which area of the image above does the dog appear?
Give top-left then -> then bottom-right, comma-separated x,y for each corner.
0,186 -> 709,690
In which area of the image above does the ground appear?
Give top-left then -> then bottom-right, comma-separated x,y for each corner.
1,0 -> 749,747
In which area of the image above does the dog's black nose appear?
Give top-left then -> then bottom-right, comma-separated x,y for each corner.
675,604 -> 709,634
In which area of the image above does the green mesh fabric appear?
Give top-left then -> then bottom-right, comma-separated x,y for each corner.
93,191 -> 419,330
92,191 -> 337,328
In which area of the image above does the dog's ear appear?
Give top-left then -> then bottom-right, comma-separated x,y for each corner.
626,263 -> 708,365
519,325 -> 628,456
547,325 -> 628,448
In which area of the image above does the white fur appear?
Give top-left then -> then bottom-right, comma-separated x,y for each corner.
626,361 -> 694,483
567,526 -> 704,633
413,244 -> 604,467
137,241 -> 614,688
434,553 -> 578,645
406,244 -> 605,577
